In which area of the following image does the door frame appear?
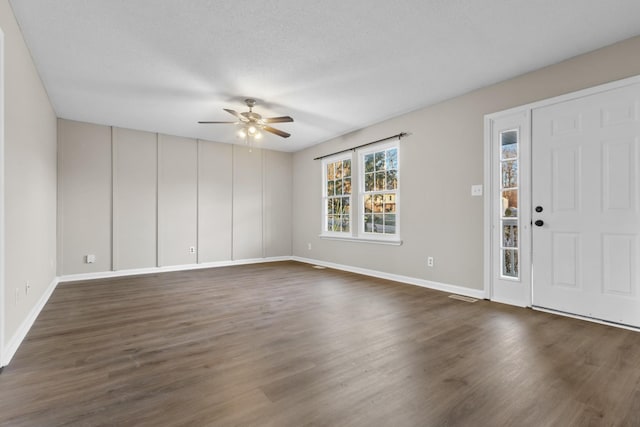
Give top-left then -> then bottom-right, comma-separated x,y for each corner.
484,109 -> 532,307
0,27 -> 5,367
484,73 -> 640,309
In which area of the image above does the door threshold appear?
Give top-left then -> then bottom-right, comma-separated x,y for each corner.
532,306 -> 640,332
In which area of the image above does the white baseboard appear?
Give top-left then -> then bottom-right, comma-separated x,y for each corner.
292,256 -> 487,300
59,256 -> 292,283
2,277 -> 59,367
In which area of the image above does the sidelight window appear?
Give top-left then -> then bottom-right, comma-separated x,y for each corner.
500,129 -> 519,278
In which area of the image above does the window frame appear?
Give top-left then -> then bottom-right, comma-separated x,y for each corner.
357,141 -> 400,242
321,154 -> 353,237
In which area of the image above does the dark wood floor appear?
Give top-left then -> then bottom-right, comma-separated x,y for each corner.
0,261 -> 639,426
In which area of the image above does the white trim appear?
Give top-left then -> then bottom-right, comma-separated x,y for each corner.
483,115 -> 492,304
292,256 -> 486,300
532,306 -> 640,333
0,28 -> 5,367
59,256 -> 292,283
2,277 -> 59,367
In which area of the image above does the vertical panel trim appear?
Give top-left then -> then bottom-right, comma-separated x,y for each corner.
56,122 -> 64,276
196,141 -> 200,264
111,128 -> 118,270
262,149 -> 266,258
153,134 -> 158,268
230,145 -> 234,260
108,127 -> 113,271
156,134 -> 162,267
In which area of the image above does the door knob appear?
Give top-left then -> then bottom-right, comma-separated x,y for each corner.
534,220 -> 544,227
535,206 -> 543,213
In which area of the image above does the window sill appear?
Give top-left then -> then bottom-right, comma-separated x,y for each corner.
318,234 -> 403,246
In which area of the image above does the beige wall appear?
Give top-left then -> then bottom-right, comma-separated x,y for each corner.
113,128 -> 157,270
58,121 -> 112,273
292,35 -> 640,291
1,0 -> 57,352
58,119 -> 293,275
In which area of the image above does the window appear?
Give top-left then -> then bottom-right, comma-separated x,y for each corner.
322,156 -> 352,234
360,144 -> 399,238
321,141 -> 400,243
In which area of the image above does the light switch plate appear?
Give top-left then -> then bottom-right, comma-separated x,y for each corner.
471,184 -> 483,196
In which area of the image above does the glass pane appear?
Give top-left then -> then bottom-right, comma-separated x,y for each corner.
365,154 -> 374,173
327,163 -> 335,180
386,148 -> 398,170
502,224 -> 518,247
335,179 -> 343,195
501,189 -> 518,217
342,197 -> 350,214
365,173 -> 374,191
327,215 -> 334,231
335,162 -> 342,179
375,172 -> 385,191
502,249 -> 519,277
384,214 -> 396,234
342,215 -> 350,233
343,159 -> 351,177
502,160 -> 518,189
375,151 -> 386,171
386,170 -> 398,190
364,214 -> 373,232
373,194 -> 384,212
333,197 -> 342,213
373,214 -> 384,233
343,177 -> 352,195
327,199 -> 334,214
327,180 -> 335,197
501,130 -> 518,160
384,194 -> 396,213
364,195 -> 372,213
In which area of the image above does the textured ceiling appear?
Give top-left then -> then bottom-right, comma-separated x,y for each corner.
9,0 -> 640,152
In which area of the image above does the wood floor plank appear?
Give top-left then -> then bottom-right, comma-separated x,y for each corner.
0,261 -> 639,426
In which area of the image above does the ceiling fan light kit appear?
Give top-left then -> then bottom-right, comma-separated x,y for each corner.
199,98 -> 294,147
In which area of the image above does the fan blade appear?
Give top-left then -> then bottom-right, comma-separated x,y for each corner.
263,125 -> 291,138
198,121 -> 238,124
224,108 -> 243,119
263,116 -> 294,123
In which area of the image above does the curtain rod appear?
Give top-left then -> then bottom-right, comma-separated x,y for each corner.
313,132 -> 409,160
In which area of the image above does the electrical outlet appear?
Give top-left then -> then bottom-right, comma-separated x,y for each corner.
308,243 -> 312,250
471,184 -> 483,196
189,246 -> 196,254
427,256 -> 434,267
25,281 -> 31,296
86,254 -> 96,264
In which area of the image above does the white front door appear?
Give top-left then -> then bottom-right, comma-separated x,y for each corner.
531,83 -> 640,327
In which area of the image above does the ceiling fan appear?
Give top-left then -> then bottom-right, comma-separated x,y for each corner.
199,98 -> 294,138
